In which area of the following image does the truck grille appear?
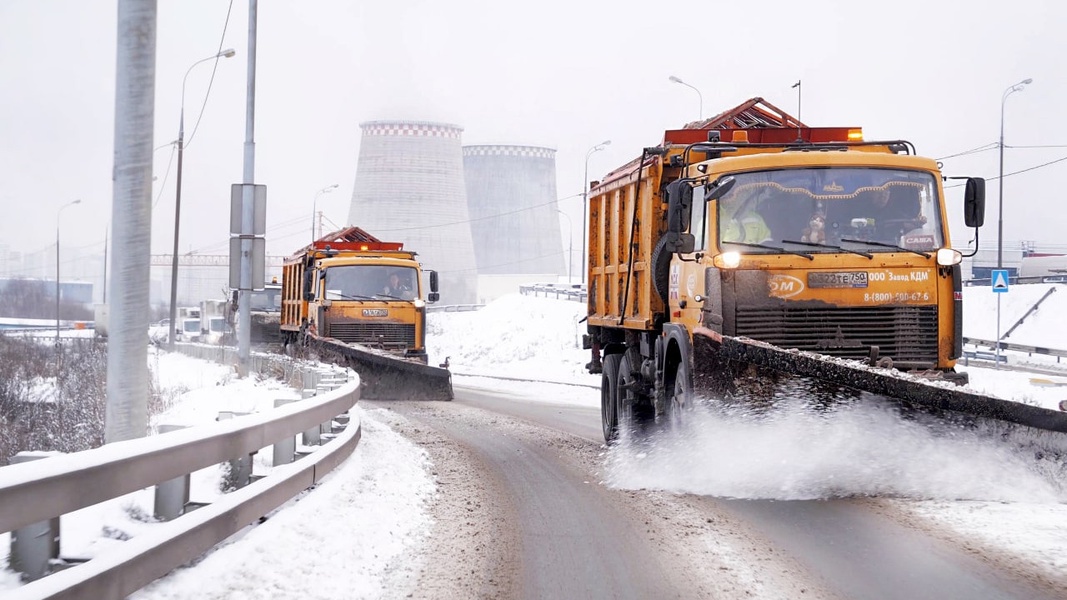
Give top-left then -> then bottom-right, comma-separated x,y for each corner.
734,305 -> 938,366
327,322 -> 416,348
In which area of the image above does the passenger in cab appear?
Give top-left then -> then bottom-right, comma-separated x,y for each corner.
719,186 -> 773,244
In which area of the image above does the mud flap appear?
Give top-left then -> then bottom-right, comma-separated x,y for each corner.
691,327 -> 1067,435
307,337 -> 453,401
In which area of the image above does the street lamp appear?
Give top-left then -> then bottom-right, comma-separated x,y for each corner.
56,199 -> 82,347
669,75 -> 703,120
168,48 -> 237,348
311,183 -> 340,241
557,209 -> 573,283
582,140 -> 611,285
997,77 -> 1032,269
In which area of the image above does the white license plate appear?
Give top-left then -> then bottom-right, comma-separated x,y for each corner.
361,309 -> 389,317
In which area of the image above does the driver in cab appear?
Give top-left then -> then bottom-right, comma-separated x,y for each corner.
847,185 -> 926,238
382,272 -> 415,300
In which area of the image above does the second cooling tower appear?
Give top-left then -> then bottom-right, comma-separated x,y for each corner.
462,145 -> 564,277
348,121 -> 479,304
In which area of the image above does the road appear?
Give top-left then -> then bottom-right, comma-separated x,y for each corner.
367,381 -> 1067,600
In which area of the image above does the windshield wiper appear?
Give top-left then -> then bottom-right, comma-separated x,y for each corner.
840,238 -> 930,258
331,293 -> 376,302
781,239 -> 873,259
376,293 -> 405,301
723,241 -> 814,260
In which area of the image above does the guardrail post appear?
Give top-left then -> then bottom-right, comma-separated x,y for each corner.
154,425 -> 190,521
301,387 -> 322,446
9,451 -> 62,581
217,411 -> 254,490
273,399 -> 298,466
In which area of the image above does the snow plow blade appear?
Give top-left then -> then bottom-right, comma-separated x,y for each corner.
307,337 -> 453,401
692,327 -> 1067,434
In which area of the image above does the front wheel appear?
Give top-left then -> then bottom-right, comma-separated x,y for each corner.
601,353 -> 622,444
663,357 -> 692,432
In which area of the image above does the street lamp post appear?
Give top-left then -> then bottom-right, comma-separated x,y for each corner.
311,184 -> 340,241
557,209 -> 573,283
669,75 -> 703,120
581,140 -> 611,285
994,77 -> 1032,369
168,48 -> 236,348
997,77 -> 1032,269
56,199 -> 82,346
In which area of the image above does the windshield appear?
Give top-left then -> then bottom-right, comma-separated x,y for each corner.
249,286 -> 281,312
324,265 -> 418,301
208,317 -> 228,333
714,167 -> 944,253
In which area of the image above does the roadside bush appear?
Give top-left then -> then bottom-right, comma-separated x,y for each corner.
0,337 -> 170,464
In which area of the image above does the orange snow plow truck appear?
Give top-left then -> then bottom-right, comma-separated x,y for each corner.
281,227 -> 452,400
585,97 -> 1067,443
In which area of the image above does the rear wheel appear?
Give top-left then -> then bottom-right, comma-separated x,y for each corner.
601,353 -> 623,444
617,352 -> 654,439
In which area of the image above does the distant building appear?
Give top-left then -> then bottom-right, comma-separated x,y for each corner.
348,121 -> 480,304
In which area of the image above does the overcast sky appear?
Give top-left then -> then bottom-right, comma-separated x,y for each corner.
2,0 -> 1065,269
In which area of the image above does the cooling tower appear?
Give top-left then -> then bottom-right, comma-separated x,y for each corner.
348,121 -> 479,304
462,145 -> 565,277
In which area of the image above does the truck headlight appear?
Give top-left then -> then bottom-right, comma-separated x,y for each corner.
713,251 -> 742,269
936,248 -> 962,266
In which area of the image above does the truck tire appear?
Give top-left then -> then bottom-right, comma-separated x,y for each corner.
601,353 -> 623,444
617,352 -> 654,437
651,236 -> 671,303
663,355 -> 692,431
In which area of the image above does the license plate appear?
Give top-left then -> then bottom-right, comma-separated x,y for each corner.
362,309 -> 389,317
807,271 -> 868,288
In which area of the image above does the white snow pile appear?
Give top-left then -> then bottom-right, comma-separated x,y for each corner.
426,293 -> 595,384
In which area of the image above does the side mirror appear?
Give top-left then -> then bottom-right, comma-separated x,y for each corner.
428,292 -> 440,303
429,270 -> 439,293
964,177 -> 985,228
303,269 -> 315,300
665,180 -> 694,234
705,176 -> 736,202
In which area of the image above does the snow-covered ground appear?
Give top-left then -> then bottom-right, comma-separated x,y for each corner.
3,289 -> 1067,596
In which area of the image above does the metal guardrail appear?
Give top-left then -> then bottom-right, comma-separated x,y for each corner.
519,283 -> 587,303
427,304 -> 485,313
963,337 -> 1067,361
0,348 -> 361,599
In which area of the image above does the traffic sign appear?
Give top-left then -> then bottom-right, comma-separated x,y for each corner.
992,269 -> 1010,293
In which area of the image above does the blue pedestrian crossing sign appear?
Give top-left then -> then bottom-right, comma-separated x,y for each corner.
992,269 -> 1010,293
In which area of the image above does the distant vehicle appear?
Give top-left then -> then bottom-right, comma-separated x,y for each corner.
1018,255 -> 1067,283
239,281 -> 283,344
177,318 -> 200,342
280,227 -> 438,361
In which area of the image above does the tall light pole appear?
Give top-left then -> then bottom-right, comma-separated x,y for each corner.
997,77 -> 1032,269
557,209 -> 573,283
168,48 -> 236,348
669,75 -> 703,120
582,140 -> 611,285
56,199 -> 82,347
995,77 -> 1032,369
311,183 -> 339,241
